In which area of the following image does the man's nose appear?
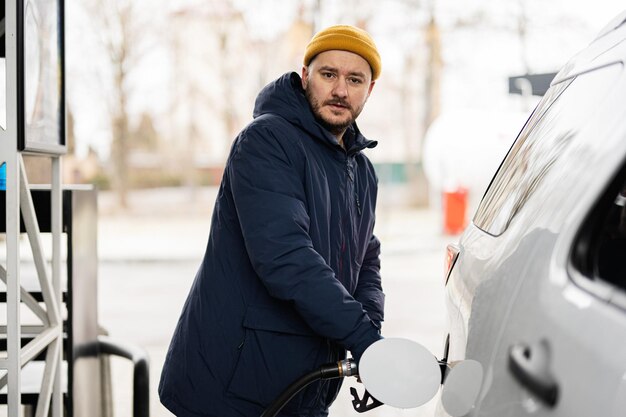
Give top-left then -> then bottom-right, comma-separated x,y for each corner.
332,77 -> 348,97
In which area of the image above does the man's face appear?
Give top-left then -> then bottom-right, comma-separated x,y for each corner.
301,50 -> 375,137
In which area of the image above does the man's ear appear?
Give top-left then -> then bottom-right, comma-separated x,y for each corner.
301,65 -> 309,89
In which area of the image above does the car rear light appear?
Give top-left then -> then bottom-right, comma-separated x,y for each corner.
444,244 -> 460,285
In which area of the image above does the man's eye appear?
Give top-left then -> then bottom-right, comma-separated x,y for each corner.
322,72 -> 334,78
349,78 -> 363,84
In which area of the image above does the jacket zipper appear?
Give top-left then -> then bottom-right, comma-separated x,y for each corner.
346,157 -> 362,216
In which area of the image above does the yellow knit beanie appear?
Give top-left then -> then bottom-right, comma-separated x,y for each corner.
303,25 -> 382,80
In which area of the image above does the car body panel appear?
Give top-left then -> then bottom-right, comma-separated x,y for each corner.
440,14 -> 626,417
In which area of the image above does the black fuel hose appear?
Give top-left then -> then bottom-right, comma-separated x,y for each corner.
260,359 -> 357,417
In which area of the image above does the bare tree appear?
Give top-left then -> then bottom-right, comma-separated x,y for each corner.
168,2 -> 246,201
84,0 -> 149,208
423,11 -> 442,135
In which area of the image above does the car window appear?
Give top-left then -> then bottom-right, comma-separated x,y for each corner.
572,168 -> 626,308
474,63 -> 622,236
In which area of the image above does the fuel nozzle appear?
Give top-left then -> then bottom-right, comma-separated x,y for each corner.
320,358 -> 358,379
319,359 -> 384,414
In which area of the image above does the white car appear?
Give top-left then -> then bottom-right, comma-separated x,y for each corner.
439,10 -> 626,417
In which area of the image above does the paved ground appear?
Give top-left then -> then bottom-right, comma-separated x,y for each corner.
96,186 -> 457,417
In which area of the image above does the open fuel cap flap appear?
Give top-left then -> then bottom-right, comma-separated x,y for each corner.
358,338 -> 441,409
441,359 -> 484,416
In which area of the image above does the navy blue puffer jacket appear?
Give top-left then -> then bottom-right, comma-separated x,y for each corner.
159,72 -> 385,417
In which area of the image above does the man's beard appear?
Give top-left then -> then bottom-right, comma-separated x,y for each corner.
305,84 -> 359,136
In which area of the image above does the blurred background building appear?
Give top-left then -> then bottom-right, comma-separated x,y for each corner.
56,0 -> 623,216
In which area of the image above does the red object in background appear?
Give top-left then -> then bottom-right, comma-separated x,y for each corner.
442,188 -> 468,235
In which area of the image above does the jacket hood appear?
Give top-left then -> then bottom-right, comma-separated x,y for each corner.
253,72 -> 377,153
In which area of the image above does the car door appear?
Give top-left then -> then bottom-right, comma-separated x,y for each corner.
464,43 -> 626,417
473,170 -> 626,417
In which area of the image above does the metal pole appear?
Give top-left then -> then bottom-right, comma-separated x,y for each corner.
51,156 -> 63,417
6,158 -> 22,417
3,0 -> 23,414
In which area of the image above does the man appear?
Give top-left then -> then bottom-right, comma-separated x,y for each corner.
159,25 -> 385,417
